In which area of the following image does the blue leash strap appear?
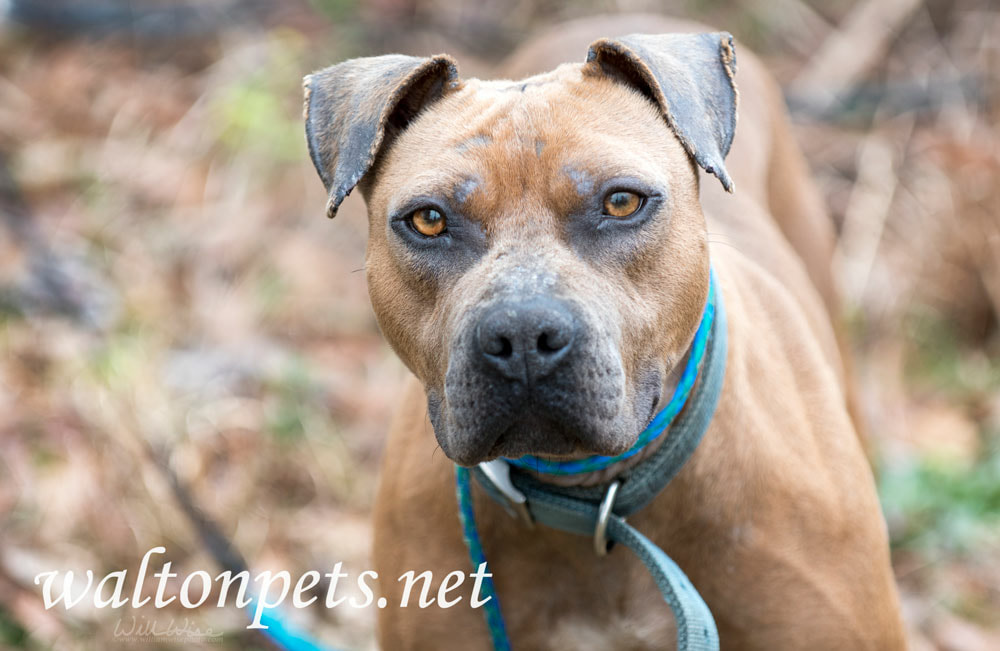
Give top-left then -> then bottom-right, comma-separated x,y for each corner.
455,465 -> 512,651
245,600 -> 336,651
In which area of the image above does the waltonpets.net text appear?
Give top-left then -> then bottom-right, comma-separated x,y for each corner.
33,546 -> 493,629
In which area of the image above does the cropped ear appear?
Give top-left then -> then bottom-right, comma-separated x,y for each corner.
586,32 -> 738,192
303,54 -> 460,218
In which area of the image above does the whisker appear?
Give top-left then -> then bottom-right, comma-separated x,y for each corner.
425,418 -> 442,462
706,238 -> 745,253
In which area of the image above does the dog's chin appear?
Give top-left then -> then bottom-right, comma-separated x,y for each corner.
435,411 -> 642,467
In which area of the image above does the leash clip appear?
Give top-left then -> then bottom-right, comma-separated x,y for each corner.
478,460 -> 534,528
594,480 -> 621,556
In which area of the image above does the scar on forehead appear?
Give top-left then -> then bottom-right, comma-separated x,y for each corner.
534,140 -> 544,157
453,177 -> 480,205
496,78 -> 557,93
562,165 -> 595,195
455,134 -> 492,153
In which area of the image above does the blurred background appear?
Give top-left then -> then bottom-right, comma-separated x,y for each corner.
0,0 -> 996,648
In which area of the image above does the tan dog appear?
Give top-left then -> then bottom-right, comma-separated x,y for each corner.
304,14 -> 906,650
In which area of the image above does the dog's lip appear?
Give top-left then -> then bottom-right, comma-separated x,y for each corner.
486,418 -> 639,462
451,421 -> 639,466
485,421 -> 582,461
449,427 -> 507,467
644,390 -> 662,428
487,431 -> 557,460
448,382 -> 660,464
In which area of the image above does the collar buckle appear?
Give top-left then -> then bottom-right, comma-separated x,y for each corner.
478,459 -> 534,528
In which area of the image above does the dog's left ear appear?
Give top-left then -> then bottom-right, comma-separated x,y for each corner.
586,32 -> 738,192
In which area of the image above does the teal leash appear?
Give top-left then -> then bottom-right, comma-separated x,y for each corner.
456,268 -> 727,651
455,466 -> 512,651
247,601 -> 336,651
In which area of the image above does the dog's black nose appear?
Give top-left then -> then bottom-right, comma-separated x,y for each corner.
476,298 -> 577,382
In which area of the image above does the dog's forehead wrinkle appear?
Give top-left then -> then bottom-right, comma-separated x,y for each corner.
454,84 -> 526,128
453,79 -> 569,138
485,67 -> 571,93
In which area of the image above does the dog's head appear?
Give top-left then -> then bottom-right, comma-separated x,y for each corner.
304,33 -> 737,465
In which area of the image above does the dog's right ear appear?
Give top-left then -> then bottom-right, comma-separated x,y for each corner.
303,54 -> 460,218
586,32 -> 738,192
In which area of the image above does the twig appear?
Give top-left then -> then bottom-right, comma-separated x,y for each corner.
833,113 -> 915,306
788,0 -> 923,116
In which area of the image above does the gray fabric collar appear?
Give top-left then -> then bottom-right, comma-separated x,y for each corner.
470,279 -> 728,650
473,278 -> 727,518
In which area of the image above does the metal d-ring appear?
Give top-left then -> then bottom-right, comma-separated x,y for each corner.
594,480 -> 621,556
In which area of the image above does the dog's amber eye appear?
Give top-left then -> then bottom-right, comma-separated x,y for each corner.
410,208 -> 446,236
603,191 -> 642,218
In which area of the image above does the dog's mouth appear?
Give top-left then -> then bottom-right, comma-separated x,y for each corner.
436,399 -> 599,466
433,366 -> 663,467
486,417 -> 589,461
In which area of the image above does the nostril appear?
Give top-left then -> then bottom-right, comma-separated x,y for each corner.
537,330 -> 569,354
483,335 -> 513,358
496,336 -> 513,358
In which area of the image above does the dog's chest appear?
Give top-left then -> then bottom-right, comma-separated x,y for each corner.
530,607 -> 676,650
497,547 -> 678,650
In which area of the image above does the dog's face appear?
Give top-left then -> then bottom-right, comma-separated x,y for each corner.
366,71 -> 711,465
305,34 -> 737,465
